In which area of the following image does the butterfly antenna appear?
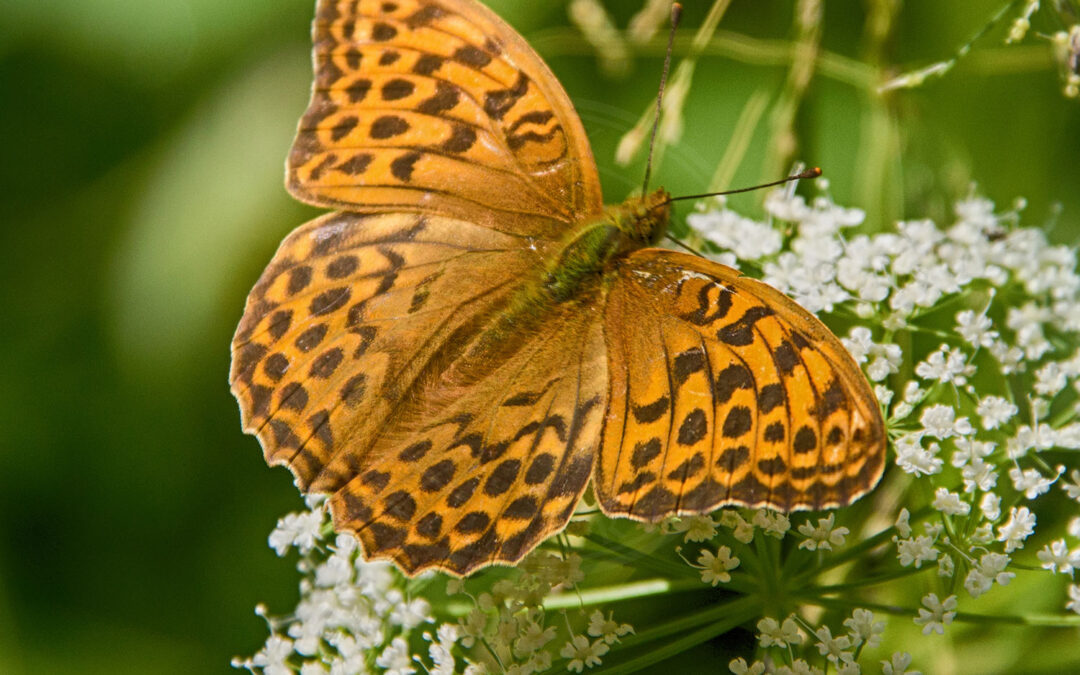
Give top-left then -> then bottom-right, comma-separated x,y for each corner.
665,234 -> 704,257
663,167 -> 823,205
641,2 -> 682,198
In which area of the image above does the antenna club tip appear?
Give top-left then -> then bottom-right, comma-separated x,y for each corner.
808,167 -> 822,178
671,3 -> 682,24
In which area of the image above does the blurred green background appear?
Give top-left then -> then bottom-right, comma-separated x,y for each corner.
1,0 -> 1077,673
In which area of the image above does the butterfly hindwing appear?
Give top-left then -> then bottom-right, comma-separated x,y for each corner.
595,249 -> 886,519
327,299 -> 607,576
291,0 -> 604,232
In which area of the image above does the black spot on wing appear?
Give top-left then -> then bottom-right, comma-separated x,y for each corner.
717,306 -> 774,346
632,396 -> 670,424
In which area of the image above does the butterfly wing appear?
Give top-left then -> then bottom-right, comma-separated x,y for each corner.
290,0 -> 604,234
232,0 -> 618,575
231,211 -> 608,576
595,249 -> 886,519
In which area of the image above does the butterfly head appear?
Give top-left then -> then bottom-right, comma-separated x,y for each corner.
610,188 -> 672,248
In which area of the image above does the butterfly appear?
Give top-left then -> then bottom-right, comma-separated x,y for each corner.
230,0 -> 886,577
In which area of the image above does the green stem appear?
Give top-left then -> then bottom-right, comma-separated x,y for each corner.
542,577 -> 702,610
800,566 -> 931,595
584,534 -> 695,578
803,596 -> 1080,627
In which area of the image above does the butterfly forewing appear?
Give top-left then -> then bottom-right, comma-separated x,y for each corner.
291,0 -> 603,231
595,250 -> 886,519
232,212 -> 545,487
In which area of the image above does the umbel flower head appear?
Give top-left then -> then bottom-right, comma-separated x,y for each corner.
235,184 -> 1080,674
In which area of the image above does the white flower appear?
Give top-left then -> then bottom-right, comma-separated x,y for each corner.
269,510 -> 324,556
251,635 -> 294,675
560,635 -> 609,672
843,608 -> 884,648
894,434 -> 943,476
698,546 -> 740,585
955,309 -> 997,347
1034,361 -> 1069,396
688,209 -> 783,260
677,515 -> 718,542
976,395 -> 1018,430
964,553 -> 1014,598
314,553 -> 353,587
989,340 -> 1025,374
778,659 -> 823,675
798,514 -> 849,551
914,593 -> 958,635
729,657 -> 766,675
932,487 -> 970,516
514,618 -> 556,656
388,591 -> 432,629
752,509 -> 791,538
375,637 -> 415,675
979,492 -> 1002,520
1067,585 -> 1080,615
919,404 -> 972,439
813,625 -> 852,663
1007,302 -> 1052,360
914,346 -> 970,385
1037,539 -> 1080,575
882,651 -> 921,675
1065,469 -> 1080,502
428,626 -> 458,675
998,506 -> 1037,552
962,458 -> 998,493
895,508 -> 912,538
874,384 -> 894,407
938,554 -> 955,577
723,512 -> 755,543
1009,466 -> 1057,499
587,610 -> 633,645
867,344 -> 903,381
757,616 -> 803,648
841,327 -> 902,381
951,437 -> 995,467
895,535 -> 939,568
842,326 -> 874,363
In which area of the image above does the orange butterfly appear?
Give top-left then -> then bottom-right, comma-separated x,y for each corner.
230,0 -> 885,576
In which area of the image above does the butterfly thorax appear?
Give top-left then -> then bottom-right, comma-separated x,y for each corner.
539,189 -> 671,304
607,188 -> 672,248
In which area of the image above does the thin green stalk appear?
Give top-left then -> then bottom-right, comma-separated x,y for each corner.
804,595 -> 1080,628
584,534 -> 695,578
542,577 -> 702,610
799,566 -> 931,595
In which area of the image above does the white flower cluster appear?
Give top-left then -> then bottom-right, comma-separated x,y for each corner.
688,186 -> 1080,663
731,608 -> 889,675
239,186 -> 1079,674
234,500 -> 445,675
236,498 -> 632,674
